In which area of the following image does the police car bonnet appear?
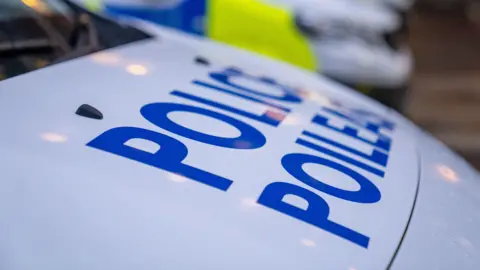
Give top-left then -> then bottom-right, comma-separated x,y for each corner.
0,28 -> 418,270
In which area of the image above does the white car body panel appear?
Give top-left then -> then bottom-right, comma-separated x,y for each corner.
390,129 -> 480,270
0,23 -> 478,270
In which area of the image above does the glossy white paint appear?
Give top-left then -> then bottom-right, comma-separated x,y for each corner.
0,25 -> 478,270
388,125 -> 480,270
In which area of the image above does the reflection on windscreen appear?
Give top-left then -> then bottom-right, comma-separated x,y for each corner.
0,0 -> 152,81
1,0 -> 46,20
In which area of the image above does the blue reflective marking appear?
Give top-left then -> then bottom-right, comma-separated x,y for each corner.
302,130 -> 389,167
192,80 -> 291,112
171,90 -> 286,127
282,153 -> 381,203
87,126 -> 232,190
141,102 -> 266,149
104,0 -> 207,35
312,114 -> 392,152
209,69 -> 302,103
296,138 -> 385,177
258,182 -> 370,248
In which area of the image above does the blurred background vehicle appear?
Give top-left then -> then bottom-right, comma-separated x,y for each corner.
75,0 -> 413,111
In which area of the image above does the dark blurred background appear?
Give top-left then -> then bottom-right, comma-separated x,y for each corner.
406,0 -> 480,169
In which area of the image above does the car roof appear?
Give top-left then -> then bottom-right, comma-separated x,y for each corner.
0,24 -> 420,269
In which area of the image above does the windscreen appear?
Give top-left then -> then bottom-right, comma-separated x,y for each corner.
0,0 -> 152,81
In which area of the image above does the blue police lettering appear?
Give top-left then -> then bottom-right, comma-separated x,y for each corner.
322,106 -> 393,135
255,102 -> 396,248
192,80 -> 292,113
311,114 -> 392,152
296,138 -> 385,177
171,90 -> 286,127
257,182 -> 370,248
87,66 -> 297,193
209,67 -> 303,103
282,153 -> 381,203
332,103 -> 396,132
141,102 -> 266,149
304,103 -> 395,172
302,130 -> 389,167
87,127 -> 233,191
86,65 -> 397,249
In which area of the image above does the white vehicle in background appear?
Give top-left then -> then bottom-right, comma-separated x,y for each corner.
75,0 -> 413,111
1,1 -> 479,270
272,0 -> 413,97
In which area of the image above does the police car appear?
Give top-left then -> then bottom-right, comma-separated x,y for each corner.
1,1 -> 480,270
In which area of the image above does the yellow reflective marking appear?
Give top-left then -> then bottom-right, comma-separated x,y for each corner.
207,0 -> 316,71
22,0 -> 50,13
84,0 -> 103,11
